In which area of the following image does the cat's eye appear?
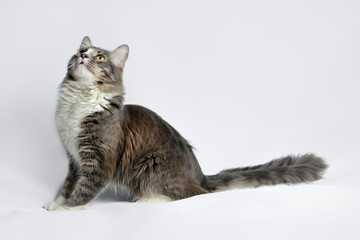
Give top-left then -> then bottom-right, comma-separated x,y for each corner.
96,55 -> 105,61
77,52 -> 81,57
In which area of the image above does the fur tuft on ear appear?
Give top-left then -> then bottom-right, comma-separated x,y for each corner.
110,45 -> 129,69
80,36 -> 92,49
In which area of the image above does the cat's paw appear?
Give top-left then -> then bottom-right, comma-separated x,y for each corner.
56,203 -> 89,211
44,196 -> 66,211
136,195 -> 173,203
44,201 -> 60,211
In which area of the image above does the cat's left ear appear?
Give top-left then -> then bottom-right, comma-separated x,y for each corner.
80,36 -> 92,49
110,45 -> 129,69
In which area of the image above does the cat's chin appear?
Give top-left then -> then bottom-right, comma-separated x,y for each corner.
73,64 -> 92,79
78,62 -> 88,69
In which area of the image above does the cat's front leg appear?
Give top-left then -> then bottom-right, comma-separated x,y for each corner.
44,160 -> 78,211
57,158 -> 112,210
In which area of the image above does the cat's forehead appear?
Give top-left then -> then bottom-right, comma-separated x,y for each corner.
82,46 -> 109,55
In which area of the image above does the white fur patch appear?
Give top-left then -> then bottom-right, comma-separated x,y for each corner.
44,195 -> 66,211
137,195 -> 173,203
56,203 -> 89,211
56,68 -> 114,165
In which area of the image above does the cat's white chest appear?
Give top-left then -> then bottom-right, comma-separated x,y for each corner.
56,81 -> 109,164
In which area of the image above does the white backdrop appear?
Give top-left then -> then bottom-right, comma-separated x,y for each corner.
0,0 -> 359,239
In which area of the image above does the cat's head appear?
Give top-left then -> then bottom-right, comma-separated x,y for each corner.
66,36 -> 129,91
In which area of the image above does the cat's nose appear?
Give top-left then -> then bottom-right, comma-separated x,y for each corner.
81,53 -> 88,59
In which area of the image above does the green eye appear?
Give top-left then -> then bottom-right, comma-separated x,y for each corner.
96,55 -> 105,61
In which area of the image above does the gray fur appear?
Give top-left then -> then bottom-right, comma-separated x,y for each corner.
202,154 -> 328,191
45,36 -> 328,210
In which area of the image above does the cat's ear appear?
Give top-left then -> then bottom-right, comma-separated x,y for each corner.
110,45 -> 129,69
80,36 -> 92,49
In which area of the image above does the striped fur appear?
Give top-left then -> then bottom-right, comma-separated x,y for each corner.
44,37 -> 328,210
202,154 -> 328,192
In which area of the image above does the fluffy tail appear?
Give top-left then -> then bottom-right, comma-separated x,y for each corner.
201,153 -> 328,192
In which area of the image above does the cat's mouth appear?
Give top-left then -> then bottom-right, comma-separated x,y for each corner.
76,59 -> 91,73
79,61 -> 87,67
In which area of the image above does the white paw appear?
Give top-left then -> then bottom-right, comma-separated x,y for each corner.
56,203 -> 89,211
137,195 -> 173,203
44,196 -> 66,211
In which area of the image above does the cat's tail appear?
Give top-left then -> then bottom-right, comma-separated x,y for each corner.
201,153 -> 328,192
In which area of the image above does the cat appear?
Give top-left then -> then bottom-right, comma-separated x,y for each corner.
44,36 -> 328,210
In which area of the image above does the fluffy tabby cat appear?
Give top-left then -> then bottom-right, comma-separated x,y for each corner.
44,37 -> 328,210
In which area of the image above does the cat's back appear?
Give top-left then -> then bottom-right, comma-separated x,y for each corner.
122,104 -> 178,137
121,104 -> 191,151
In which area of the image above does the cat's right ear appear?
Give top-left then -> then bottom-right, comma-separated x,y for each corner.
110,45 -> 129,69
80,36 -> 92,49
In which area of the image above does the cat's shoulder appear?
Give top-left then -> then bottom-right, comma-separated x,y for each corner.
124,104 -> 157,114
123,104 -> 165,122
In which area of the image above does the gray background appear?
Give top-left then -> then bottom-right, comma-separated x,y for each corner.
0,0 -> 359,239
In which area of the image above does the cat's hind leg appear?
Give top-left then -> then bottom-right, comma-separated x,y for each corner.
56,203 -> 90,211
136,195 -> 173,203
134,177 -> 208,203
160,178 -> 209,201
165,184 -> 208,200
